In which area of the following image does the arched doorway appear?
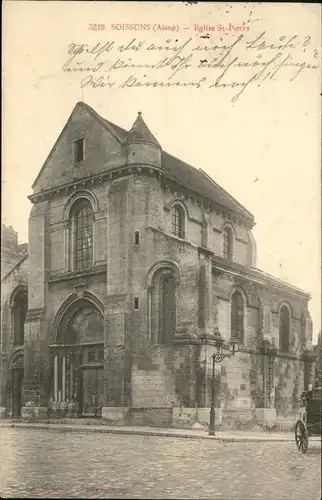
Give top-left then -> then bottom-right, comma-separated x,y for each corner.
51,297 -> 104,417
9,351 -> 24,418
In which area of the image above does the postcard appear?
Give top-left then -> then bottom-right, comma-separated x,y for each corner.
1,2 -> 321,499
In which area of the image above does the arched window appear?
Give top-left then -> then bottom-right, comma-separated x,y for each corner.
71,199 -> 93,270
279,305 -> 290,352
171,204 -> 185,239
159,273 -> 177,345
231,291 -> 244,344
11,289 -> 28,346
149,268 -> 177,346
223,226 -> 233,261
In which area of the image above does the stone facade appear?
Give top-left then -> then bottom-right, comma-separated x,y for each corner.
0,102 -> 317,428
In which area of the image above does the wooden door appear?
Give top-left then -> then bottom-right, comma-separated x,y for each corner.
12,369 -> 23,418
81,367 -> 104,417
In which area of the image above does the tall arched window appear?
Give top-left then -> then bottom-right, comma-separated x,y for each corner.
71,199 -> 93,270
149,267 -> 177,346
171,204 -> 185,239
11,289 -> 28,346
223,226 -> 233,261
159,273 -> 177,345
279,305 -> 290,352
231,291 -> 244,344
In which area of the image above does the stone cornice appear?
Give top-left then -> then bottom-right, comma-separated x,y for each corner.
302,349 -> 319,362
147,225 -> 199,250
28,165 -> 163,205
29,164 -> 253,230
48,264 -> 107,284
170,337 -> 308,360
48,220 -> 69,232
25,308 -> 44,322
198,246 -> 214,258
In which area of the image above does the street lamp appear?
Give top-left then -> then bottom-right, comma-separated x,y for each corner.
209,330 -> 239,436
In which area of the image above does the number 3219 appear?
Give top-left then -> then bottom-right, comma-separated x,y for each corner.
89,24 -> 106,31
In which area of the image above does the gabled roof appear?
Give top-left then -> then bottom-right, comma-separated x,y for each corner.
33,102 -> 254,224
161,153 -> 254,221
32,101 -> 127,190
212,255 -> 310,299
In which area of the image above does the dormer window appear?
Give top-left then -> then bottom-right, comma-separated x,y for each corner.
73,138 -> 84,164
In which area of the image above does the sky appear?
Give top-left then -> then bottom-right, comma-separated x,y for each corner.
2,2 -> 321,340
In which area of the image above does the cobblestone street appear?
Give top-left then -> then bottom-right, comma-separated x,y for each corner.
0,428 -> 320,499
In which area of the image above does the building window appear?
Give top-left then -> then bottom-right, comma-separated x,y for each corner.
171,204 -> 185,239
11,289 -> 28,346
149,267 -> 178,346
223,226 -> 233,260
71,199 -> 93,271
134,297 -> 139,310
134,231 -> 140,245
279,305 -> 290,352
159,273 -> 176,345
73,138 -> 84,164
231,291 -> 244,344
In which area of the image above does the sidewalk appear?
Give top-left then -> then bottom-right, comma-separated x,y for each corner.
0,420 -> 304,442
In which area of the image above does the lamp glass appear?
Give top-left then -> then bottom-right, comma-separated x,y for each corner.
215,342 -> 222,355
228,337 -> 239,355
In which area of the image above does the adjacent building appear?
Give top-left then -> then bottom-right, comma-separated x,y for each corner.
0,102 -> 317,428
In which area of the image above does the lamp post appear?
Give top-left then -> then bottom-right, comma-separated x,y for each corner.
209,331 -> 239,436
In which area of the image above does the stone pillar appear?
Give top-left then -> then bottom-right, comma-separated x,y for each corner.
0,308 -> 10,417
22,202 -> 49,420
102,177 -> 133,423
255,340 -> 277,428
196,250 -> 217,412
303,349 -> 318,389
197,248 -> 214,336
0,356 -> 7,416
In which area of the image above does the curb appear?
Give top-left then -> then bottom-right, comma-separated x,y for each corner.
0,423 -> 219,440
0,423 -> 299,442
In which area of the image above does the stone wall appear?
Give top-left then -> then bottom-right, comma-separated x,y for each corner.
161,189 -> 251,266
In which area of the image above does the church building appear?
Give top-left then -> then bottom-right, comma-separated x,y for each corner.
0,102 -> 317,429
